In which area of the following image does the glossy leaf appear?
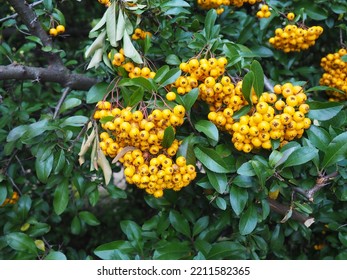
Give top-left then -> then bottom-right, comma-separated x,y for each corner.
194,146 -> 230,173
230,186 -> 248,216
44,251 -> 67,260
169,210 -> 191,238
35,153 -> 54,183
282,147 -> 318,168
162,126 -> 175,148
120,220 -> 142,241
195,120 -> 219,143
176,88 -> 199,112
241,71 -> 254,105
6,232 -> 37,255
79,211 -> 100,226
322,132 -> 347,168
250,60 -> 264,98
153,241 -> 191,260
193,216 -> 209,237
86,82 -> 109,104
53,179 -> 69,215
239,204 -> 257,235
307,101 -> 344,121
94,241 -> 134,260
207,241 -> 248,260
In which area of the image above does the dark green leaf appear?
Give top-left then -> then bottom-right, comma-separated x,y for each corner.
86,82 -> 109,104
241,71 -> 255,105
193,216 -> 209,237
60,98 -> 81,113
71,216 -> 81,235
35,153 -> 54,183
304,5 -> 328,20
153,65 -> 170,83
176,88 -> 199,112
43,0 -> 53,11
195,120 -> 219,143
169,210 -> 191,238
54,150 -> 66,174
53,179 -> 69,215
44,251 -> 67,260
94,241 -> 134,260
158,68 -> 181,88
21,119 -> 49,143
250,60 -> 264,98
322,132 -> 347,168
237,161 -> 255,176
206,169 -> 228,193
232,104 -> 251,119
6,232 -> 37,255
207,241 -> 247,260
194,146 -> 230,173
307,101 -> 343,121
153,241 -> 191,260
6,125 -> 28,142
162,126 -> 175,148
119,77 -> 157,91
239,204 -> 257,235
120,220 -> 142,241
177,134 -> 196,165
79,211 -> 100,226
25,35 -> 42,46
282,147 -> 318,168
230,186 -> 248,216
204,9 -> 217,40
339,232 -> 347,247
215,197 -> 227,210
307,125 -> 331,151
0,186 -> 7,205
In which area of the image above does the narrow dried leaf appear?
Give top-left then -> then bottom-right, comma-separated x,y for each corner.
90,11 -> 107,33
85,30 -> 106,58
78,125 -> 95,165
87,48 -> 104,70
112,146 -> 136,164
97,147 -> 112,185
106,1 -> 117,47
116,10 -> 126,41
123,31 -> 143,64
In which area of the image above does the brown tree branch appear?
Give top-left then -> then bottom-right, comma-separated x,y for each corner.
0,0 -> 44,23
267,198 -> 315,228
53,87 -> 72,119
293,171 -> 339,202
7,0 -> 63,68
0,64 -> 98,91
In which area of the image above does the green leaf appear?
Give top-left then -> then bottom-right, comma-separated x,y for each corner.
119,77 -> 157,91
116,9 -> 126,41
124,87 -> 144,107
94,241 -> 134,260
90,11 -> 107,33
304,5 -> 328,20
158,68 -> 181,88
193,216 -> 209,237
237,161 -> 255,176
232,104 -> 251,120
239,204 -> 257,235
120,220 -> 142,241
0,186 -> 7,206
21,119 -> 49,143
269,150 -> 283,168
207,241 -> 247,260
153,241 -> 191,260
60,98 -> 81,113
79,211 -> 100,226
176,88 -> 199,112
338,232 -> 347,247
86,82 -> 109,104
6,125 -> 28,142
251,160 -> 273,187
61,116 -> 88,127
195,120 -> 219,143
153,65 -> 170,83
206,169 -> 227,193
282,147 -> 318,168
53,179 -> 69,215
54,150 -> 66,174
241,71 -> 255,105
71,216 -> 81,235
215,197 -> 227,210
306,85 -> 345,95
204,9 -> 218,40
341,55 -> 347,63
250,60 -> 264,98
169,210 -> 191,238
177,134 -> 196,165
35,153 -> 54,183
162,126 -> 175,148
43,0 -> 53,11
25,36 -> 43,46
307,125 -> 331,151
293,202 -> 313,214
307,101 -> 343,121
6,232 -> 38,255
230,186 -> 248,216
321,132 -> 347,168
165,54 -> 181,65
44,251 -> 67,260
194,146 -> 230,173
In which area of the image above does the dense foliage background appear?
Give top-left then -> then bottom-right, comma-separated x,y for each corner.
0,0 -> 346,260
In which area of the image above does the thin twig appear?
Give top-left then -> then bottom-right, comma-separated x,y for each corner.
293,171 -> 339,202
53,87 -> 72,119
0,0 -> 44,23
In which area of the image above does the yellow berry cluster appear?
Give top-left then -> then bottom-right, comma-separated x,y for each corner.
132,28 -> 152,40
49,25 -> 65,37
319,48 -> 347,101
197,0 -> 261,15
109,48 -> 156,79
94,101 -> 196,197
269,25 -> 324,53
175,57 -> 228,95
1,192 -> 19,207
256,4 -> 271,18
98,0 -> 111,7
230,83 -> 311,152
